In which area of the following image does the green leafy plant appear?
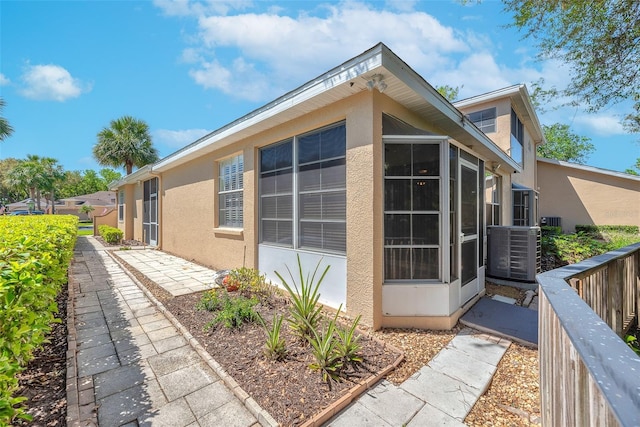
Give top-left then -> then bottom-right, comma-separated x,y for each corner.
259,313 -> 287,361
335,313 -> 363,367
275,255 -> 328,340
226,267 -> 274,299
98,224 -> 123,244
0,215 -> 77,424
204,292 -> 259,330
625,332 -> 640,357
197,289 -> 224,312
306,312 -> 343,389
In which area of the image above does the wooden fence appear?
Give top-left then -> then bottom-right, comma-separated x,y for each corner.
537,242 -> 640,427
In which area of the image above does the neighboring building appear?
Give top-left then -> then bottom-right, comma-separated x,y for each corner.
57,191 -> 116,219
111,43 -> 524,330
537,158 -> 640,232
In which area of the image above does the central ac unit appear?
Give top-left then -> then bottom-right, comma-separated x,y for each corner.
487,226 -> 541,282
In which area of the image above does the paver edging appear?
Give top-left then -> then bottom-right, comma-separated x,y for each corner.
300,334 -> 405,427
105,251 -> 279,427
66,268 -> 98,427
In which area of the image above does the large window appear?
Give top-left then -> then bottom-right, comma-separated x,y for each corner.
468,108 -> 496,133
118,190 -> 124,222
259,122 -> 346,253
218,154 -> 244,228
384,142 -> 440,280
510,108 -> 524,165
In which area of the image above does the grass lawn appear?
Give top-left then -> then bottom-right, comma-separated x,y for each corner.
77,223 -> 93,236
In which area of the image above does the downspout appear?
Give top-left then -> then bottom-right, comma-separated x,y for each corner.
148,168 -> 163,250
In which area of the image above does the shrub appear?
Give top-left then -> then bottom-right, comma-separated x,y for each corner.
275,255 -> 327,340
203,291 -> 259,330
575,224 -> 639,235
98,225 -> 123,244
307,313 -> 343,389
225,267 -> 274,299
0,215 -> 77,424
260,314 -> 287,361
335,314 -> 363,367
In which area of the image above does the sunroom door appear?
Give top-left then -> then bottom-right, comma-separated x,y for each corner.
459,159 -> 479,303
143,178 -> 158,246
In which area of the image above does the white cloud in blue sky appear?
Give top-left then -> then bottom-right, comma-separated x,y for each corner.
0,74 -> 10,86
19,64 -> 91,102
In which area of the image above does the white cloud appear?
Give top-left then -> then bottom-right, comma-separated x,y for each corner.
154,128 -> 212,148
20,64 -> 90,101
0,73 -> 9,86
177,1 -> 470,100
573,114 -> 627,136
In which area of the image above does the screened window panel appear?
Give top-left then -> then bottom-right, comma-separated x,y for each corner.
299,192 -> 345,220
412,179 -> 439,211
412,248 -> 439,279
384,179 -> 411,211
299,222 -> 322,249
385,144 -> 412,176
412,214 -> 439,245
385,248 -> 412,280
384,214 -> 410,245
413,144 -> 440,176
468,108 -> 496,133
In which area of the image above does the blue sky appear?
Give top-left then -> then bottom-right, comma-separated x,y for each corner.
1,0 -> 638,174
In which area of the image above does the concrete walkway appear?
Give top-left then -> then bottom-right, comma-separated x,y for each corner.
67,237 -> 523,426
66,237 -> 260,427
327,330 -> 510,426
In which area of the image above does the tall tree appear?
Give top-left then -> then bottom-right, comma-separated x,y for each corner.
0,158 -> 25,204
93,116 -> 159,175
537,124 -> 595,164
99,168 -> 122,186
503,0 -> 640,134
0,98 -> 13,142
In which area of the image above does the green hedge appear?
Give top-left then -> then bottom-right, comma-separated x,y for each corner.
575,224 -> 639,234
98,225 -> 123,244
0,215 -> 78,424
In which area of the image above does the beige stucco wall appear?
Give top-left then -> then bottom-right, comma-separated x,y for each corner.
538,160 -> 640,232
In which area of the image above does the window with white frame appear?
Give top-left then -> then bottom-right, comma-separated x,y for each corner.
118,190 -> 124,222
218,154 -> 244,228
468,107 -> 496,133
510,108 -> 524,165
485,174 -> 501,226
259,122 -> 346,253
384,142 -> 441,280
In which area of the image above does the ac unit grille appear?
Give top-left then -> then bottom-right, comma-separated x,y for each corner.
487,226 -> 541,282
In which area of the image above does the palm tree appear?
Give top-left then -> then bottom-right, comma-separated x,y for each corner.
93,116 -> 159,175
0,98 -> 14,142
4,155 -> 63,211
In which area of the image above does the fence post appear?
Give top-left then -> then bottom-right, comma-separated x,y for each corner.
610,259 -> 624,337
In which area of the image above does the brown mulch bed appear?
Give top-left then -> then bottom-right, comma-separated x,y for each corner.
162,290 -> 401,426
14,287 -> 68,426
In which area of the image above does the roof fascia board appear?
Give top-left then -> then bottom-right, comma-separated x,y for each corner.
453,84 -> 522,108
152,44 -> 386,173
538,157 -> 640,181
380,48 -> 521,172
110,164 -> 152,188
